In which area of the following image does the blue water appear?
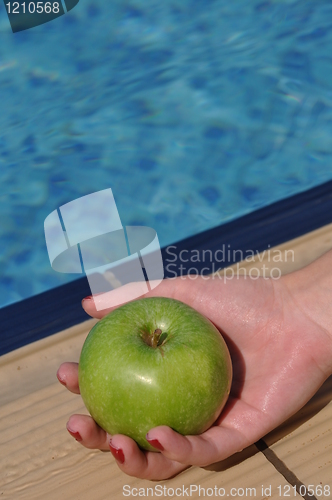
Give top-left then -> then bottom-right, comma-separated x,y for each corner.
1,0 -> 332,309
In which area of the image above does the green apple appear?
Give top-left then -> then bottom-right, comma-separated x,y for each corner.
78,297 -> 232,451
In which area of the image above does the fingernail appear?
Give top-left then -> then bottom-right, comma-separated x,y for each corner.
146,433 -> 164,451
56,370 -> 67,386
82,292 -> 105,303
109,439 -> 125,464
67,428 -> 83,442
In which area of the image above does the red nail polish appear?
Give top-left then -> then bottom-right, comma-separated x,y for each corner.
56,371 -> 67,386
109,440 -> 125,464
146,435 -> 164,451
67,428 -> 83,442
82,292 -> 105,302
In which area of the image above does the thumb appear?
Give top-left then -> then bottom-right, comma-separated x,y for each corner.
81,276 -> 208,319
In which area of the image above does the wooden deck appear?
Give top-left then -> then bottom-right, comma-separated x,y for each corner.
1,224 -> 332,499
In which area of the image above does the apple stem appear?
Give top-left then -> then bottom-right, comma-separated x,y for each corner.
141,328 -> 163,348
151,328 -> 162,348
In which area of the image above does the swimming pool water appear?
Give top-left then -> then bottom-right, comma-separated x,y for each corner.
1,0 -> 332,308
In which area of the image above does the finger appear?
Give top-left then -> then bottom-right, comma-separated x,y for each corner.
81,281 -> 150,319
145,424 -> 245,467
109,434 -> 188,480
66,414 -> 110,450
81,276 -> 213,319
56,362 -> 80,394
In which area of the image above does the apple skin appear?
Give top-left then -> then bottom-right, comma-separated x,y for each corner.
78,297 -> 232,451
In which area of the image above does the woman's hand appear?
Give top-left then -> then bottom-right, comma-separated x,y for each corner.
57,259 -> 332,480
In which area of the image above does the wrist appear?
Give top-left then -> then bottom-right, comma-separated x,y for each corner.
282,249 -> 332,373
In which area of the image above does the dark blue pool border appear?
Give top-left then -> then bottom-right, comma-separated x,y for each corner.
2,179 -> 332,357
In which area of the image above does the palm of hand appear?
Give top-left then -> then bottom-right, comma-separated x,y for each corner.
58,275 -> 331,480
